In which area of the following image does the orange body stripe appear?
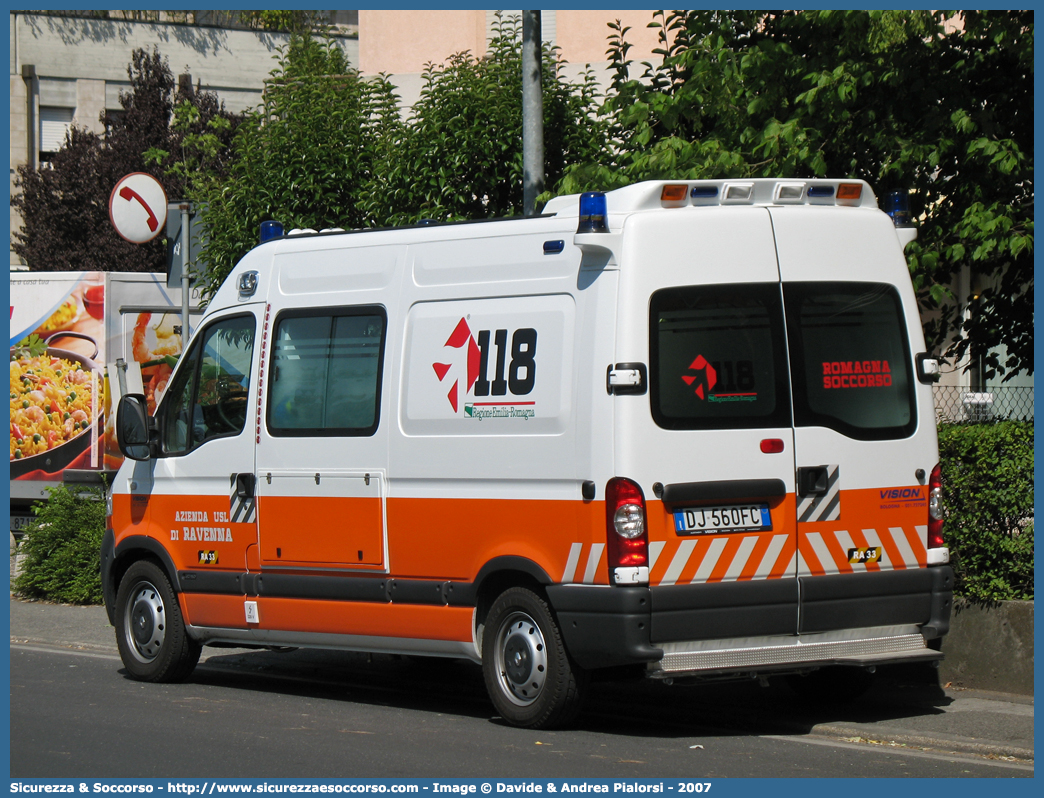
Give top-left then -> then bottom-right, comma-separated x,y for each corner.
385,497 -> 606,584
181,593 -> 249,630
797,535 -> 825,577
768,534 -> 797,578
740,533 -> 775,580
257,598 -> 474,642
707,535 -> 745,583
258,494 -> 384,567
877,528 -> 908,571
902,526 -> 929,566
821,531 -> 855,575
673,539 -> 706,585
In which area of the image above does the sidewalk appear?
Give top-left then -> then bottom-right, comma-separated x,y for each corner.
9,596 -> 1034,763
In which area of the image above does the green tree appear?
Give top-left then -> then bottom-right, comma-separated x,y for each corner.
197,21 -> 604,297
561,11 -> 1032,379
194,35 -> 403,297
368,15 -> 604,225
236,10 -> 331,33
11,47 -> 240,272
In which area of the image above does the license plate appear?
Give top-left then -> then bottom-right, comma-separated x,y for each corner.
10,515 -> 34,534
673,504 -> 772,536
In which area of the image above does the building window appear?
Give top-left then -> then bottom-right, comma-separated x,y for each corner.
39,106 -> 74,163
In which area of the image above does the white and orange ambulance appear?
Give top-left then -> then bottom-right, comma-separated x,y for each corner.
104,179 -> 952,728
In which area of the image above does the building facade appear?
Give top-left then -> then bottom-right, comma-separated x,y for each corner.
9,11 -> 359,270
357,10 -> 666,110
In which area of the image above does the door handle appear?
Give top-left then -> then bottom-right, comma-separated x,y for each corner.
797,466 -> 829,497
235,473 -> 256,499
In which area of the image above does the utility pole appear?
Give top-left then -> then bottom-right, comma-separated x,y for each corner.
522,11 -> 544,216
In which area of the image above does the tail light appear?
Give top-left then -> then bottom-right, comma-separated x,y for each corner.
605,478 -> 649,582
927,463 -> 944,548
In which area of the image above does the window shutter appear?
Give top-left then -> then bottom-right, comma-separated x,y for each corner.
39,107 -> 74,154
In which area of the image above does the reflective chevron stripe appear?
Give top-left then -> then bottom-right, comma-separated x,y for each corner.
654,533 -> 795,585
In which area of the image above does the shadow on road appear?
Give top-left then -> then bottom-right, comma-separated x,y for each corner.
123,646 -> 953,739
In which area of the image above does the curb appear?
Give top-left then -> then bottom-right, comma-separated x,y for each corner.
808,723 -> 1034,762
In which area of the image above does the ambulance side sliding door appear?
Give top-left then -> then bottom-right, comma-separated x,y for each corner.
256,306 -> 388,571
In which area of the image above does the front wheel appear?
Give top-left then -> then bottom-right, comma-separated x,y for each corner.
115,560 -> 201,682
482,587 -> 587,729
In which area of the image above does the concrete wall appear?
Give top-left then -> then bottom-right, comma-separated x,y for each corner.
939,600 -> 1034,695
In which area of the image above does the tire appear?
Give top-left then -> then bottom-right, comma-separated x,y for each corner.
481,586 -> 588,729
114,560 -> 201,682
786,666 -> 876,704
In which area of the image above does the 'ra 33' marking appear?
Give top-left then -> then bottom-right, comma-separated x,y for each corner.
198,550 -> 219,566
847,546 -> 882,564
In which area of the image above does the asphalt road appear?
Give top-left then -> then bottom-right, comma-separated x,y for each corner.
9,599 -> 1034,779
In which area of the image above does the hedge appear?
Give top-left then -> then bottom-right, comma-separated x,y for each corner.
12,483 -> 105,605
937,420 -> 1034,601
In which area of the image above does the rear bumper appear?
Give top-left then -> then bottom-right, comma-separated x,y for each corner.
650,626 -> 944,679
547,565 -> 953,674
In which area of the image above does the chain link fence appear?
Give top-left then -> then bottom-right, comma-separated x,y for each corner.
934,385 -> 1034,424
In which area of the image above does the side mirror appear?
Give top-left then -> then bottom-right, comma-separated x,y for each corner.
117,394 -> 155,461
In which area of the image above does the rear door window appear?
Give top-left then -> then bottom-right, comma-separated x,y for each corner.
784,282 -> 915,440
650,284 -> 791,430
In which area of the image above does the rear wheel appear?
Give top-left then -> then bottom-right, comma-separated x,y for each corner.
482,587 -> 587,729
115,560 -> 200,682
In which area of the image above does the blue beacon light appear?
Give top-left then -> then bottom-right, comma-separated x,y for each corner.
260,220 -> 284,242
577,192 -> 609,234
883,190 -> 912,227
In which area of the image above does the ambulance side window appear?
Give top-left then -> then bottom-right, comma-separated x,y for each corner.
268,306 -> 386,437
784,282 -> 916,440
159,314 -> 256,455
649,284 -> 791,430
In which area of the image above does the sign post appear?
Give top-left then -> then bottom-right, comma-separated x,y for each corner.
180,203 -> 192,340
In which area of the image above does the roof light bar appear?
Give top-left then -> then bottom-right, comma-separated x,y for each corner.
807,186 -> 834,198
774,182 -> 805,203
837,183 -> 863,200
690,186 -> 718,198
660,184 -> 688,205
722,183 -> 754,203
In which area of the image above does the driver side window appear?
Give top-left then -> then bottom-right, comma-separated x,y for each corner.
159,315 -> 256,456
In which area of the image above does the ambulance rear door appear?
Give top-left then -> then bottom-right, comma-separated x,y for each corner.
770,207 -> 938,634
623,206 -> 800,641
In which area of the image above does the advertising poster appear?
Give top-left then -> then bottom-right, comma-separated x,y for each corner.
10,271 -> 106,482
102,273 -> 199,471
10,271 -> 198,485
